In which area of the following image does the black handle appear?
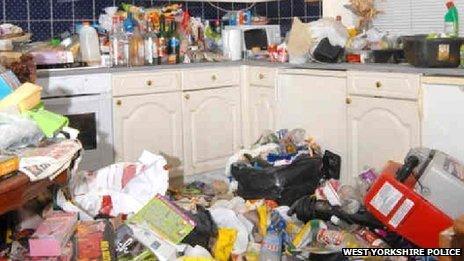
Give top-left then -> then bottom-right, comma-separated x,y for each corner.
396,155 -> 420,183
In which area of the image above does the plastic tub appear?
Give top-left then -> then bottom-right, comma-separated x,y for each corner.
402,35 -> 464,68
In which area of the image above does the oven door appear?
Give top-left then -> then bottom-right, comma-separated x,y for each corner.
42,93 -> 113,171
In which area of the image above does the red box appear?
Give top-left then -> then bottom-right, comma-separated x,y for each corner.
364,162 -> 453,248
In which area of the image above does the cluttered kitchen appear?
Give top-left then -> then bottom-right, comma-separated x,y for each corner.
0,0 -> 464,260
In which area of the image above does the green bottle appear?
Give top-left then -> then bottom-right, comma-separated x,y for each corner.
445,1 -> 459,37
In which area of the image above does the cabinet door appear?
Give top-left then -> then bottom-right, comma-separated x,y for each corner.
422,84 -> 464,162
182,87 -> 241,175
347,96 -> 420,183
113,92 -> 183,177
249,86 -> 276,143
277,74 -> 348,182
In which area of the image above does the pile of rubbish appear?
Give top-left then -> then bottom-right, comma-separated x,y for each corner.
1,128 -> 464,260
0,64 -> 82,182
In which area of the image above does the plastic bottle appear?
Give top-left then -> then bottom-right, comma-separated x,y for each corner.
259,231 -> 282,261
110,16 -> 128,67
129,25 -> 145,66
79,22 -> 101,65
445,1 -> 459,37
316,228 -> 361,250
144,20 -> 159,65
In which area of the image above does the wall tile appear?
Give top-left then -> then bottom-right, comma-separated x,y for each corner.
74,0 -> 94,20
5,0 -> 28,21
267,1 -> 279,19
4,0 -> 321,41
255,3 -> 267,17
31,21 -> 51,41
292,0 -> 305,18
30,0 -> 51,20
53,20 -> 74,36
52,0 -> 72,20
279,0 -> 291,18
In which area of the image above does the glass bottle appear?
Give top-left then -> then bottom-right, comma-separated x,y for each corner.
168,22 -> 180,64
109,16 -> 128,67
129,25 -> 145,66
158,15 -> 168,64
144,20 -> 159,65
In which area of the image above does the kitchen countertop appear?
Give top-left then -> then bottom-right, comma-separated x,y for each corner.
36,60 -> 464,78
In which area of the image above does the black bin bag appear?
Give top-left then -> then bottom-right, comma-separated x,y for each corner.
231,156 -> 323,206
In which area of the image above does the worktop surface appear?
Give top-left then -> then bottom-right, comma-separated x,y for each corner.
36,60 -> 464,78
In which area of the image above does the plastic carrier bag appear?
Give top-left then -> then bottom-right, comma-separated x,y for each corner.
231,156 -> 323,206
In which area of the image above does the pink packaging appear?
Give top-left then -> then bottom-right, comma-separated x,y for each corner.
29,212 -> 77,257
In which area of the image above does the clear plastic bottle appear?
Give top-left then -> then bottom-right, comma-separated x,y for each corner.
144,20 -> 159,65
110,16 -> 128,67
79,22 -> 101,65
129,25 -> 145,66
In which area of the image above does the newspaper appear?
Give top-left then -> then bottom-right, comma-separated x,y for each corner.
19,139 -> 82,182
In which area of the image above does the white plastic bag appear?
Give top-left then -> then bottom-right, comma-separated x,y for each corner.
70,150 -> 169,217
309,18 -> 349,50
0,113 -> 43,151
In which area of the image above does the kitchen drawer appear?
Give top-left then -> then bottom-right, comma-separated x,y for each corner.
182,67 -> 240,90
113,71 -> 180,96
348,71 -> 420,99
249,67 -> 277,88
38,74 -> 111,98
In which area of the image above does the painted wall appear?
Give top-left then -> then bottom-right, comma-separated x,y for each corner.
1,0 -> 322,41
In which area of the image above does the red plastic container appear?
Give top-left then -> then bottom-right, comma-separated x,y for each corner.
364,162 -> 454,248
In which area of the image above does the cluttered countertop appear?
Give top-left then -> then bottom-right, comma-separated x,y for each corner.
36,60 -> 464,78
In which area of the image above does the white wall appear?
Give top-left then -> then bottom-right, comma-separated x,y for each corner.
323,0 -> 357,27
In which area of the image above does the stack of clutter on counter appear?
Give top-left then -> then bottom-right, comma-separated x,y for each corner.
0,65 -> 81,182
1,128 -> 464,260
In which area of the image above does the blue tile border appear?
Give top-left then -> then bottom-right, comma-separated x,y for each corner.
0,0 -> 321,40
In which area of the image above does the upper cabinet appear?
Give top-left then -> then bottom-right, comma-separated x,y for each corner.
182,87 -> 242,175
113,92 -> 184,177
276,71 -> 348,183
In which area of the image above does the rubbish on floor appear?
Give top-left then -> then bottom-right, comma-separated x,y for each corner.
69,150 -> 169,217
127,194 -> 195,245
405,148 -> 464,219
75,220 -> 116,260
228,129 -> 340,206
28,211 -> 77,257
3,125 -> 464,260
365,160 -> 454,247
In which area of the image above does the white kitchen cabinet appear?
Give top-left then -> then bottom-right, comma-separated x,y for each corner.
422,82 -> 464,162
347,96 -> 420,183
276,71 -> 348,183
113,92 -> 184,177
249,86 -> 277,143
182,87 -> 242,175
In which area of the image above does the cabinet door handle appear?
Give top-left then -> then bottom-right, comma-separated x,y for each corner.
258,73 -> 265,80
345,97 -> 352,104
211,74 -> 217,81
116,100 -> 122,106
375,81 -> 382,88
147,80 -> 153,86
184,94 -> 190,100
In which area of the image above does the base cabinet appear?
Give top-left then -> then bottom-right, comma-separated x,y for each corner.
277,73 -> 348,183
249,86 -> 276,143
113,92 -> 184,176
347,96 -> 420,183
182,87 -> 242,175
